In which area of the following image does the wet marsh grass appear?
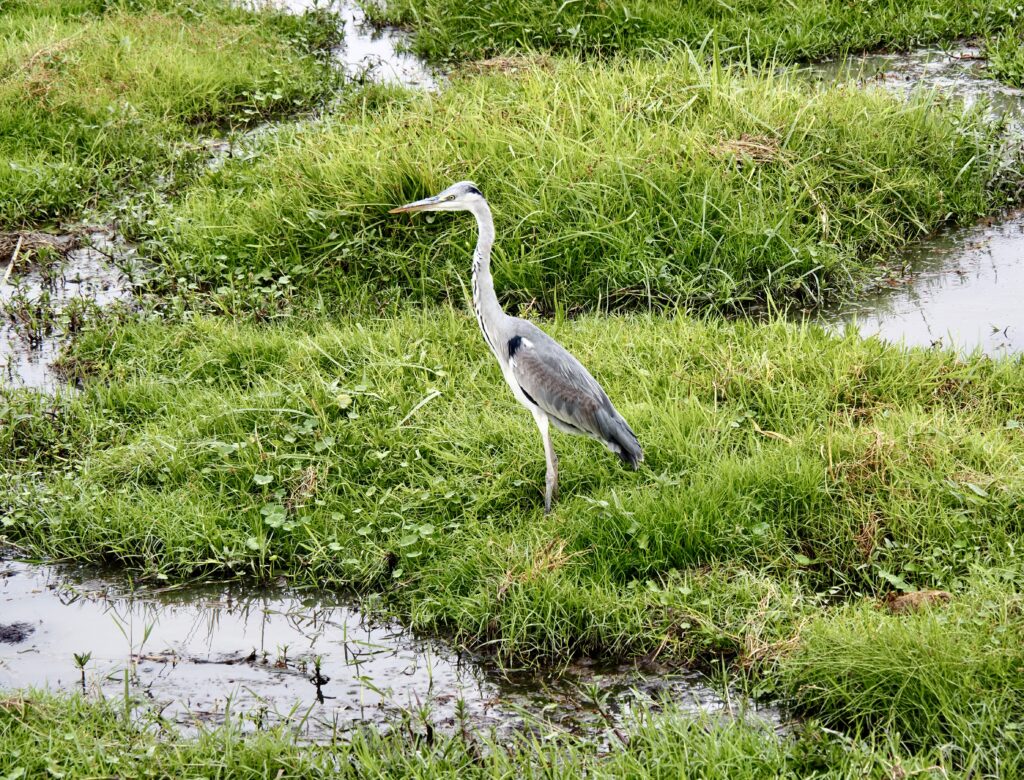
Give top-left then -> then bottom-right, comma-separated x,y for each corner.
1,692 -> 982,779
2,310 -> 1023,768
135,52 -> 1019,316
986,30 -> 1024,87
364,0 -> 1024,65
0,0 -> 341,226
2,2 -> 1024,775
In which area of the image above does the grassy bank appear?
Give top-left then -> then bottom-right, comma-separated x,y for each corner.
364,0 -> 1023,64
0,0 -> 339,227
0,692 -> 1005,778
986,31 -> 1024,87
3,310 -> 1023,767
134,53 -> 1016,316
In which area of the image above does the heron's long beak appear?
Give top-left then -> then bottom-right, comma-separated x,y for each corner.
388,195 -> 440,214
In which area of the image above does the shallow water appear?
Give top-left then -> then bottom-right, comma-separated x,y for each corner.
0,558 -> 782,741
273,0 -> 438,89
0,228 -> 137,391
806,45 -> 1024,356
824,212 -> 1024,355
801,44 -> 1024,122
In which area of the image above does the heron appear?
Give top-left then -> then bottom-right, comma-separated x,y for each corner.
390,181 -> 642,513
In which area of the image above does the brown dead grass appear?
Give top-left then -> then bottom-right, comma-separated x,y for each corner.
829,429 -> 897,489
286,466 -> 319,511
707,133 -> 783,164
854,511 -> 883,559
0,231 -> 76,262
497,538 -> 583,599
461,54 -> 554,77
882,590 -> 952,614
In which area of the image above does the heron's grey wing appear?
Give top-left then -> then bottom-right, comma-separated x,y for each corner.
506,324 -> 643,467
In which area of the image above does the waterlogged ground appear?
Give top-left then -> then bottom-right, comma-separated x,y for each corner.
0,0 -> 433,392
4,3 -> 1024,776
826,212 -> 1024,355
0,557 -> 780,741
2,32 -> 1022,392
273,0 -> 438,88
0,229 -> 137,390
803,44 -> 1024,122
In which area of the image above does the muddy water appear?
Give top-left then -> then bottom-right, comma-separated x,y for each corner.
805,46 -> 1024,356
0,558 -> 782,740
0,228 -> 137,391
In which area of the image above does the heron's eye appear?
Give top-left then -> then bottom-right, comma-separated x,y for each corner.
446,195 -> 456,201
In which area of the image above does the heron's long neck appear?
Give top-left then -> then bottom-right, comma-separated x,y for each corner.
469,200 -> 505,354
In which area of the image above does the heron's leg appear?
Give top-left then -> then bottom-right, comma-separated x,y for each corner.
532,409 -> 558,513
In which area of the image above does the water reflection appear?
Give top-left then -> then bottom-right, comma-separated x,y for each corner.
825,211 -> 1024,356
0,228 -> 136,391
271,0 -> 439,89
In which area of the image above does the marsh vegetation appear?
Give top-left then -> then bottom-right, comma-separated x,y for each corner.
2,0 -> 1024,777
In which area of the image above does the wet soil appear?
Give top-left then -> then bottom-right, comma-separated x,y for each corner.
0,557 -> 782,741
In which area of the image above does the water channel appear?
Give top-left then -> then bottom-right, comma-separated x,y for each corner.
0,556 -> 779,741
803,45 -> 1024,355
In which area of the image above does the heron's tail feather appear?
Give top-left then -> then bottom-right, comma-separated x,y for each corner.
614,430 -> 644,469
601,409 -> 643,469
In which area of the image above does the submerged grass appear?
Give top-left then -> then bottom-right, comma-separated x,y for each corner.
0,0 -> 340,227
2,310 -> 1023,767
364,0 -> 1024,65
136,52 -> 1017,316
1,693 -> 985,780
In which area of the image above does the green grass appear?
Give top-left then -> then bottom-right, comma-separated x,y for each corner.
2,309 -> 1023,768
0,692 -> 1004,778
132,52 -> 1018,316
363,0 -> 1023,65
0,0 -> 340,227
986,30 -> 1024,87
779,571 -> 1024,760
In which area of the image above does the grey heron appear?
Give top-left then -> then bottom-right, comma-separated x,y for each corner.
390,181 -> 642,513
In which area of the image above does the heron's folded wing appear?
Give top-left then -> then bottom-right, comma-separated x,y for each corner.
508,334 -> 614,438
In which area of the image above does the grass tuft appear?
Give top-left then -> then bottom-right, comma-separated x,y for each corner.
2,690 -> 1013,778
986,30 -> 1024,87
135,51 -> 1018,315
363,0 -> 1024,65
0,0 -> 341,226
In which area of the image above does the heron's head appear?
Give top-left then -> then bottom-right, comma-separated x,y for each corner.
389,181 -> 485,214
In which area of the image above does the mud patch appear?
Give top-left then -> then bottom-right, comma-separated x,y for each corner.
0,558 -> 783,741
